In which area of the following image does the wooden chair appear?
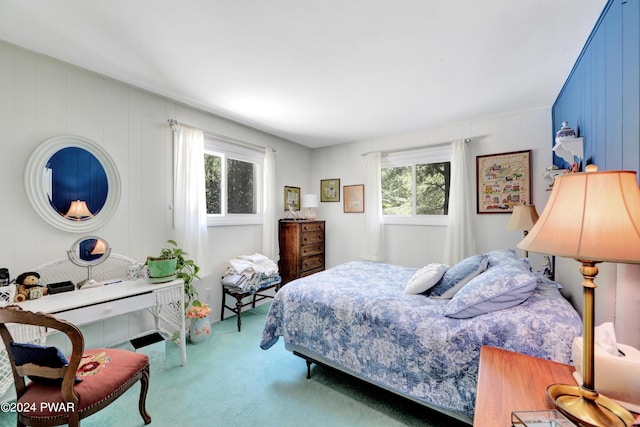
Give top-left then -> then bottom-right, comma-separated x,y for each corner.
0,305 -> 151,427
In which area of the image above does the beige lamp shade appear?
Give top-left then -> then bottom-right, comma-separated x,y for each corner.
64,200 -> 93,220
518,169 -> 640,426
518,170 -> 640,263
506,205 -> 539,231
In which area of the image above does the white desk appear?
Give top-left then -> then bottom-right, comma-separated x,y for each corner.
17,279 -> 186,366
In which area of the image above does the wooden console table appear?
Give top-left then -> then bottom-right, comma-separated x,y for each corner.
474,346 -> 576,426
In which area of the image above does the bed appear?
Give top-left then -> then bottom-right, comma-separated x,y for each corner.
260,249 -> 582,423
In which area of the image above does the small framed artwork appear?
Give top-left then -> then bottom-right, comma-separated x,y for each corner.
320,179 -> 340,202
344,185 -> 364,213
476,150 -> 532,214
284,186 -> 300,210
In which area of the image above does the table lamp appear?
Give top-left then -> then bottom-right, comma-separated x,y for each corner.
506,204 -> 539,257
518,166 -> 640,427
302,194 -> 318,220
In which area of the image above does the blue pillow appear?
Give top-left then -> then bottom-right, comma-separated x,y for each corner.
443,264 -> 538,319
9,342 -> 80,386
485,248 -> 516,266
429,255 -> 488,298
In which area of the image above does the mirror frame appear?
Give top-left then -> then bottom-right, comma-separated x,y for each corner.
24,135 -> 121,233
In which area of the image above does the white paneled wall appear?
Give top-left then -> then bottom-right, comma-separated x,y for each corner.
0,40 -> 312,345
312,107 -> 554,269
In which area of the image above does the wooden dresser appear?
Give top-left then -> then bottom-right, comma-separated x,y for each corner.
278,220 -> 325,285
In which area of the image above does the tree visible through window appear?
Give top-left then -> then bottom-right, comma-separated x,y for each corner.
204,155 -> 221,214
416,162 -> 450,215
204,152 -> 257,216
382,161 -> 450,216
227,158 -> 255,214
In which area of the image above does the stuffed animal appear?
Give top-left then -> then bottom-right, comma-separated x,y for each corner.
14,272 -> 47,302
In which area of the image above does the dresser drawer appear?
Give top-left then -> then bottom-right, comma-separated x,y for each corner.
54,293 -> 155,325
301,231 -> 324,245
300,242 -> 323,257
301,222 -> 324,233
301,254 -> 324,273
301,266 -> 324,277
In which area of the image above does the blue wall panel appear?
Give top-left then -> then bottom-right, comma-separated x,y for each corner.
622,0 -> 640,171
605,3 -> 623,170
553,0 -> 639,178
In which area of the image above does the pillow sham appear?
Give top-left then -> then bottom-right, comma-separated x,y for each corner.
404,263 -> 449,294
443,264 -> 538,319
429,254 -> 488,298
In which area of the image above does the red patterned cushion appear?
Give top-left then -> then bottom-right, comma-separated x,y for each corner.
17,348 -> 148,418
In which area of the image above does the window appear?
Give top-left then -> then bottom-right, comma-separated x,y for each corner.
204,136 -> 263,226
381,146 -> 451,225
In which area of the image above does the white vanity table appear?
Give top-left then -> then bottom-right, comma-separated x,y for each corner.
17,278 -> 186,366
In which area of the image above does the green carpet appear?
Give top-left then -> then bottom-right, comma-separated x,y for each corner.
0,304 -> 470,427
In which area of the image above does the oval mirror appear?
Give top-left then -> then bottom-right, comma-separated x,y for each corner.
25,135 -> 121,232
67,236 -> 111,289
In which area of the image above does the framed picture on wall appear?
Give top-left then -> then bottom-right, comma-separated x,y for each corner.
320,179 -> 340,202
343,185 -> 364,213
284,186 -> 300,210
476,150 -> 532,214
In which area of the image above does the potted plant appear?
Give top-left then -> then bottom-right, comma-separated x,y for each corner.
145,248 -> 178,282
186,301 -> 212,344
146,240 -> 202,309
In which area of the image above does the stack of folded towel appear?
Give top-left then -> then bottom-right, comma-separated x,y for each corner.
221,253 -> 280,294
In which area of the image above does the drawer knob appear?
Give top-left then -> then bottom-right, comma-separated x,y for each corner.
103,306 -> 113,314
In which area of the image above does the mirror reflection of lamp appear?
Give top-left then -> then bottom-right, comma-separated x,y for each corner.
90,239 -> 107,255
65,200 -> 93,221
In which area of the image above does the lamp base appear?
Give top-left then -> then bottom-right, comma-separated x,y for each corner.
547,383 -> 635,427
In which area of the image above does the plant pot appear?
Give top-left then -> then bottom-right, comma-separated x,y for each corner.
188,316 -> 211,344
146,257 -> 177,282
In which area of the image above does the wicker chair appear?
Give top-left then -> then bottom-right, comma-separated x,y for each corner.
0,305 -> 151,427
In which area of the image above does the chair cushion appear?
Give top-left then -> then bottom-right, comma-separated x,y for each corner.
16,348 -> 149,418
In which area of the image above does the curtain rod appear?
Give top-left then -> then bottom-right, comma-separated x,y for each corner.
361,138 -> 471,157
168,119 -> 275,153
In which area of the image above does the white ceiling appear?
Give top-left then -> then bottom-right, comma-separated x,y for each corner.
0,0 -> 606,148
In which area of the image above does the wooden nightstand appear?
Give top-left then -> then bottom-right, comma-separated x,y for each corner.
474,346 -> 576,426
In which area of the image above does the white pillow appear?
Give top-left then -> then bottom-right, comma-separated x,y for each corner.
404,263 -> 449,294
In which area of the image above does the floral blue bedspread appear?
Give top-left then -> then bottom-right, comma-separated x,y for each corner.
260,260 -> 582,417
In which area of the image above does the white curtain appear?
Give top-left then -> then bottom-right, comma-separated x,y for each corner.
443,140 -> 476,265
262,148 -> 278,261
361,152 -> 386,261
173,124 -> 211,274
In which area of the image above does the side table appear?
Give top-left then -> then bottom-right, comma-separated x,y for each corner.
474,346 -> 576,426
